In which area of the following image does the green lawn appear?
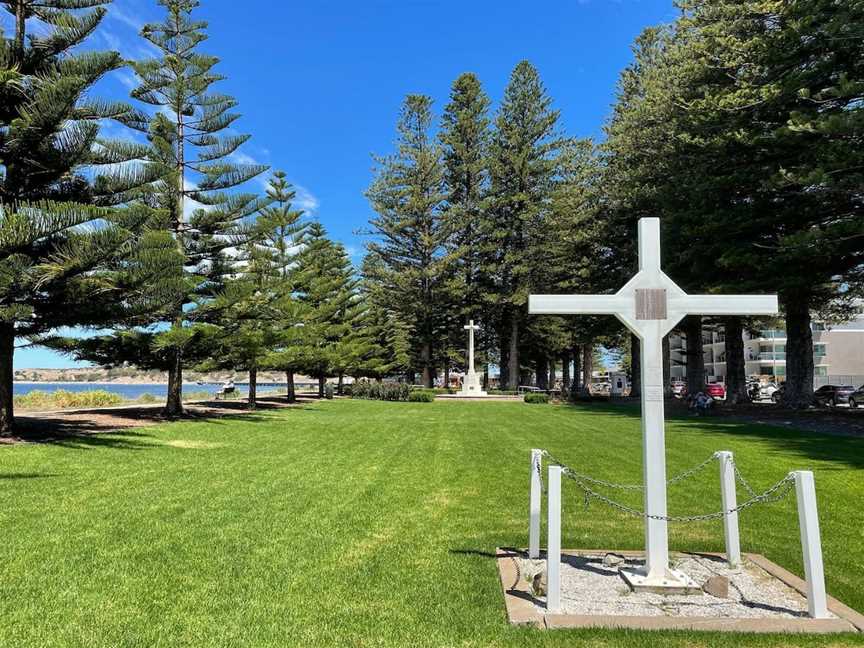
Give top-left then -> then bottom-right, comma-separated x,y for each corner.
2,399 -> 863,647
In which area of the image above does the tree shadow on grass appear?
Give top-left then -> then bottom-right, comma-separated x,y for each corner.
0,472 -> 59,479
7,400 -> 286,448
561,402 -> 864,471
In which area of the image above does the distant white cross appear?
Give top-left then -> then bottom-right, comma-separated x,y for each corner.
464,320 -> 480,374
529,217 -> 778,589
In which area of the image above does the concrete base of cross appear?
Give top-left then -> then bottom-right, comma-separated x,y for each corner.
458,370 -> 487,397
620,566 -> 702,595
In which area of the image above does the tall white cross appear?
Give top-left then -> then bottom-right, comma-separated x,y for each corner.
459,319 -> 487,396
529,217 -> 778,590
464,320 -> 480,374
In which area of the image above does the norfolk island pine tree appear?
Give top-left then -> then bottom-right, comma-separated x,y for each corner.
59,0 -> 269,416
0,0 -> 182,435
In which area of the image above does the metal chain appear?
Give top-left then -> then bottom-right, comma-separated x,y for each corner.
562,469 -> 796,523
667,453 -> 719,485
732,459 -> 761,499
535,456 -> 544,494
541,450 -> 718,491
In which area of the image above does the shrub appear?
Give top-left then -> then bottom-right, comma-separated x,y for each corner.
350,380 -> 412,401
324,383 -> 335,399
137,393 -> 158,404
488,389 -> 518,396
408,390 -> 436,402
14,389 -> 124,410
524,392 -> 550,404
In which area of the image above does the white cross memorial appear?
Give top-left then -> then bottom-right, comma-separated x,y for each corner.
529,217 -> 778,591
460,320 -> 487,397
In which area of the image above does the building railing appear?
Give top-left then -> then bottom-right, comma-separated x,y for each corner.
759,329 -> 787,340
759,352 -> 786,361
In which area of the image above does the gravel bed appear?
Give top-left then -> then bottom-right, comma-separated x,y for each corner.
518,553 -> 833,619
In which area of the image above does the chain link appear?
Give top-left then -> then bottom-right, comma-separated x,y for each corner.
541,450 -> 718,491
668,453 -> 719,485
732,459 -> 761,499
534,455 -> 544,494
562,468 -> 796,523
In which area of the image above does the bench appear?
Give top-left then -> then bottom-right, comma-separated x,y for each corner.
214,386 -> 236,400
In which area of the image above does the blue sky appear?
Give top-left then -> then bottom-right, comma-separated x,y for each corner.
14,0 -> 678,369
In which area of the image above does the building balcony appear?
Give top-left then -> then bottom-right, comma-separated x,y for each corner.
758,352 -> 786,361
759,329 -> 787,340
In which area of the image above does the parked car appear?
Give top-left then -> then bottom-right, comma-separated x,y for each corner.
771,384 -> 785,404
849,386 -> 864,409
813,384 -> 856,407
705,383 -> 726,401
759,382 -> 780,400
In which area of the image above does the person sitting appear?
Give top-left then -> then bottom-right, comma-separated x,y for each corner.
695,391 -> 713,416
216,377 -> 236,400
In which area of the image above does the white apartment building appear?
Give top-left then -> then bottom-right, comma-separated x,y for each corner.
669,309 -> 864,386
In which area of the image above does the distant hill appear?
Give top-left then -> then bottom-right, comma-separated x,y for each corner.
13,367 -> 304,385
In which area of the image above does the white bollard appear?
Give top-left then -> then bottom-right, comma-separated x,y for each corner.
529,449 -> 542,559
547,465 -> 562,613
717,451 -> 741,567
794,470 -> 829,618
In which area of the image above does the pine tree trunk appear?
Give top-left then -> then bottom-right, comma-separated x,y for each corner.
165,348 -> 184,416
561,352 -> 571,391
318,375 -> 325,398
581,343 -> 593,395
630,334 -> 641,398
508,317 -> 520,389
572,346 -> 581,393
724,317 -> 748,405
684,315 -> 705,395
783,293 -> 814,408
535,355 -> 549,390
337,373 -> 344,396
248,367 -> 257,409
286,371 -> 296,402
421,343 -> 434,388
0,322 -> 15,436
662,334 -> 672,397
498,329 -> 510,390
549,360 -> 556,390
14,1 -> 27,58
443,365 -> 450,391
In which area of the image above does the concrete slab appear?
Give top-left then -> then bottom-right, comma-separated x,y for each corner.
496,548 -> 862,634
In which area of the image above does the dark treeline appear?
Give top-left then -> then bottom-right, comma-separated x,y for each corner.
364,1 -> 864,407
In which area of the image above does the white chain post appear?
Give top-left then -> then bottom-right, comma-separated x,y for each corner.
529,449 -> 542,559
717,451 -> 741,567
794,470 -> 829,618
547,465 -> 562,613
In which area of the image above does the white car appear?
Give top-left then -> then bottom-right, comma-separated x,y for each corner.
759,383 -> 780,399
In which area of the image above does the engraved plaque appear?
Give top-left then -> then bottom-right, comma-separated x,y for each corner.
645,386 -> 663,402
636,288 -> 667,320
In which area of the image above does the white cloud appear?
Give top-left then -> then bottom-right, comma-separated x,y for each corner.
292,184 -> 320,214
115,69 -> 140,91
107,2 -> 146,31
227,151 -> 320,216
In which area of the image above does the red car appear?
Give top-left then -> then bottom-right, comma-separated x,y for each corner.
705,383 -> 726,401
